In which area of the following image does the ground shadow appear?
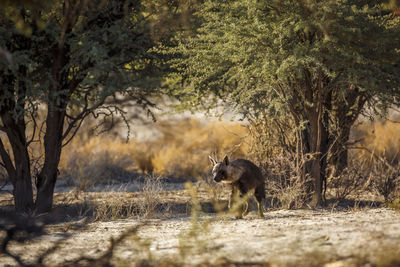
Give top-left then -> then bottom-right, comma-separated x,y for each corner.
0,196 -> 384,226
325,198 -> 382,210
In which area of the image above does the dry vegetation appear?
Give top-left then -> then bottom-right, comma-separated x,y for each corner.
2,117 -> 400,266
3,115 -> 399,213
60,118 -> 249,182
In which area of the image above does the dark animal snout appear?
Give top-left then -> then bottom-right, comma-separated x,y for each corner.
213,174 -> 222,182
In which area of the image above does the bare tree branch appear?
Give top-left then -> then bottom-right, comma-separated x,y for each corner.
61,114 -> 86,147
26,109 -> 38,147
61,91 -> 107,143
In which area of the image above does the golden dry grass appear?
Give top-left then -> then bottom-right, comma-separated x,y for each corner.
355,120 -> 400,163
59,118 -> 249,180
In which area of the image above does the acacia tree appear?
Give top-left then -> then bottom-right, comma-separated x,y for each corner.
0,0 -> 171,213
169,0 -> 400,206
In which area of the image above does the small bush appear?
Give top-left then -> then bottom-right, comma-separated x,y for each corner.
247,114 -> 310,209
328,158 -> 371,200
264,152 -> 310,209
136,174 -> 164,218
370,162 -> 400,202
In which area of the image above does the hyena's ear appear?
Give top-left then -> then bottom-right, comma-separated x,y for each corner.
223,154 -> 229,165
208,155 -> 216,165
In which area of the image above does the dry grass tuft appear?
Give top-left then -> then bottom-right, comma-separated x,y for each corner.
92,175 -> 165,221
196,174 -> 227,213
353,242 -> 400,267
136,174 -> 164,218
93,194 -> 137,221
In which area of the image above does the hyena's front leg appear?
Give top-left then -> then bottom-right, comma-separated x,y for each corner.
256,201 -> 264,218
229,187 -> 244,219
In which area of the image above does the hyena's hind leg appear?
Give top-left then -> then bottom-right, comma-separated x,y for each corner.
255,183 -> 266,218
241,199 -> 249,218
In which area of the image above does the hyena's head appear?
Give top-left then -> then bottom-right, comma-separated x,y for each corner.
209,155 -> 237,183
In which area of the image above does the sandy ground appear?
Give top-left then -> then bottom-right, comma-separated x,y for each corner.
1,179 -> 400,266
1,207 -> 400,266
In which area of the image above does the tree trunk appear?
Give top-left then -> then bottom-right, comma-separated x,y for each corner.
35,109 -> 65,214
306,105 -> 329,208
13,173 -> 34,212
328,126 -> 350,177
10,136 -> 33,213
299,122 -> 314,199
0,112 -> 34,213
35,171 -> 57,214
328,90 -> 368,177
35,39 -> 70,214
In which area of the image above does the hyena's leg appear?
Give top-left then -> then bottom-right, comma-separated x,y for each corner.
255,184 -> 266,218
230,187 -> 244,219
228,186 -> 237,210
242,200 -> 249,217
238,186 -> 249,218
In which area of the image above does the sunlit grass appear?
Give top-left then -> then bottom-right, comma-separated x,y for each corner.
355,120 -> 400,163
59,118 -> 249,181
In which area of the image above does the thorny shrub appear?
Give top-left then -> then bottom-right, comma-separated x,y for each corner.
327,158 -> 371,201
247,114 -> 311,209
263,152 -> 311,209
369,161 -> 400,203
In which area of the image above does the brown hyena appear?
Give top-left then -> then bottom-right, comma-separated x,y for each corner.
209,155 -> 265,218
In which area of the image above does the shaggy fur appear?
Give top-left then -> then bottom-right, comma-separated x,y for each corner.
209,155 -> 265,218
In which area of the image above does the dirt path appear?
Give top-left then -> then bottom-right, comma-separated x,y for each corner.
2,208 -> 400,266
